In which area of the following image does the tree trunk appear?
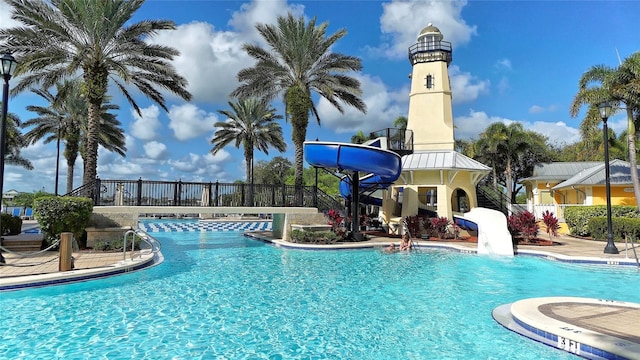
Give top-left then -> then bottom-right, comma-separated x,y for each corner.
625,109 -> 640,211
83,99 -> 100,190
244,144 -> 253,206
286,86 -> 311,206
65,156 -> 76,194
64,127 -> 80,194
505,157 -> 513,204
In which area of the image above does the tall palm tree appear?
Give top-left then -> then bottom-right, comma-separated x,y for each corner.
476,122 -> 530,202
23,79 -> 126,194
231,13 -> 366,201
571,51 -> 640,210
0,107 -> 33,170
212,98 -> 287,186
2,0 -> 192,190
23,81 -> 80,195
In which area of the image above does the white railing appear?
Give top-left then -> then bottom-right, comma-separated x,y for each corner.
531,204 -> 588,221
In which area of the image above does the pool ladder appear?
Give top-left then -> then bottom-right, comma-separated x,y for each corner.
123,229 -> 162,261
624,236 -> 640,269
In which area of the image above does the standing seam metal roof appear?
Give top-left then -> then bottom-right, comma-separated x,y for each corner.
552,159 -> 638,189
401,151 -> 491,171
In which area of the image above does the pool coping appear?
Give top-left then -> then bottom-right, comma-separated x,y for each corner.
245,233 -> 640,267
493,297 -> 640,360
0,250 -> 162,292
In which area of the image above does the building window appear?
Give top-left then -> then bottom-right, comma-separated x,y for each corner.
425,74 -> 433,89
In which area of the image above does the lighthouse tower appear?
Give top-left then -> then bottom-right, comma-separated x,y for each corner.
406,23 -> 454,151
379,23 -> 490,226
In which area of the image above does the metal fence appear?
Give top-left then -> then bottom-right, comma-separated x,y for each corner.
66,178 -> 343,211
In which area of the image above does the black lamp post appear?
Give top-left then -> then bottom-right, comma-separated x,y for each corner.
0,53 -> 18,264
598,101 -> 619,255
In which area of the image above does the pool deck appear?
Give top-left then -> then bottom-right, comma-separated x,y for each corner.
1,224 -> 639,359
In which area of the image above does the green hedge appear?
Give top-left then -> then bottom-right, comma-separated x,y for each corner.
33,196 -> 93,245
289,229 -> 338,244
587,217 -> 640,241
564,205 -> 640,236
0,213 -> 22,236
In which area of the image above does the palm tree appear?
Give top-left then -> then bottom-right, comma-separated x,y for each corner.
476,122 -> 530,202
0,106 -> 33,170
393,116 -> 408,130
23,79 -> 126,194
231,13 -> 366,202
350,131 -> 368,144
2,0 -> 192,190
570,51 -> 640,210
23,81 -> 80,195
212,98 -> 287,192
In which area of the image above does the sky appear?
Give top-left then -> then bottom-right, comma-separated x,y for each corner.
1,0 -> 639,194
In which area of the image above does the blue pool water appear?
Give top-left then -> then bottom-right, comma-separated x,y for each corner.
1,224 -> 639,359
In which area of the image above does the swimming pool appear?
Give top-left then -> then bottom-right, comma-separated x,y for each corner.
1,223 -> 639,359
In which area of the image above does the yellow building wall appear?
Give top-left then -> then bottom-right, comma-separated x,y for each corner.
591,186 -> 637,206
407,60 -> 454,151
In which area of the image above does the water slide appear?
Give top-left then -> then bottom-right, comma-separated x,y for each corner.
304,140 -> 402,203
460,208 -> 514,256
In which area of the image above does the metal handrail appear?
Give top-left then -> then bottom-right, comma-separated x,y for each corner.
123,229 -> 161,261
64,178 -> 343,211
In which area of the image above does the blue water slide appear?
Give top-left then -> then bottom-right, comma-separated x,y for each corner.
304,141 -> 402,203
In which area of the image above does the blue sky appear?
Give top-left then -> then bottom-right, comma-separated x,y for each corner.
1,0 -> 639,193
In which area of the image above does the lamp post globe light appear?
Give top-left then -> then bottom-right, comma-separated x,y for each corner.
0,53 -> 18,264
597,101 -> 620,255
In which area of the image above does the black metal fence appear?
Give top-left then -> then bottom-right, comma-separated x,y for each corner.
66,178 -> 343,212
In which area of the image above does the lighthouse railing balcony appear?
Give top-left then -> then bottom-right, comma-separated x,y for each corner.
408,40 -> 452,65
369,128 -> 413,156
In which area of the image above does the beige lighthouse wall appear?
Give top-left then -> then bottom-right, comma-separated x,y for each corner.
380,169 -> 480,226
407,61 -> 454,151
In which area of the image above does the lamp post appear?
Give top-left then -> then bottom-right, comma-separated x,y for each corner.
598,101 -> 619,255
0,53 -> 18,264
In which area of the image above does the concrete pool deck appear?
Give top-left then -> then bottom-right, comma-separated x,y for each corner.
1,226 -> 638,359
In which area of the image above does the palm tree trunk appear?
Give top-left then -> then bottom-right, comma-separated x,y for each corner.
83,99 -> 100,196
505,157 -> 513,205
55,137 -> 60,196
626,109 -> 640,210
287,86 -> 311,206
244,144 -> 253,206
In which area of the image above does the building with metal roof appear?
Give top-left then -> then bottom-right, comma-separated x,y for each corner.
519,160 -> 638,220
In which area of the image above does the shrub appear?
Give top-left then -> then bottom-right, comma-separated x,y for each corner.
542,210 -> 559,241
33,196 -> 93,245
587,217 -> 640,241
508,211 -> 538,241
326,209 -> 348,240
405,215 -> 421,238
565,205 -> 640,236
430,217 -> 451,239
0,213 -> 22,235
93,235 -> 142,251
289,229 -> 338,244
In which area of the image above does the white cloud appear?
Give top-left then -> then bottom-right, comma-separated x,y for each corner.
228,0 -> 305,42
449,65 -> 490,104
454,110 -> 581,146
375,0 -> 477,59
168,103 -> 218,141
0,0 -> 22,31
317,74 -> 409,133
528,104 -> 558,114
495,59 -> 512,71
149,22 -> 250,104
144,141 -> 168,160
167,152 -> 230,178
130,105 -> 161,140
